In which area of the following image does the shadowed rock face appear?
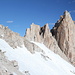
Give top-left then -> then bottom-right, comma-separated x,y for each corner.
51,10 -> 75,65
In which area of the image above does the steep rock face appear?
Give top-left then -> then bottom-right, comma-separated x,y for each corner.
51,11 -> 75,65
25,23 -> 42,42
0,25 -> 24,48
25,23 -> 68,61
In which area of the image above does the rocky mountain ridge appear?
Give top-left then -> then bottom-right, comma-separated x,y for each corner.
0,10 -> 75,75
0,10 -> 75,66
0,25 -> 23,48
51,10 -> 75,65
25,23 -> 68,60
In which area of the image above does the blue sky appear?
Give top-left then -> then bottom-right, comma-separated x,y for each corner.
0,0 -> 75,36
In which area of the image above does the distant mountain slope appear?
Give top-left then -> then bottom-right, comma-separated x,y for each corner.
0,39 -> 75,75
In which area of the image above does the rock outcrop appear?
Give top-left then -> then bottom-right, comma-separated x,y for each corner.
0,25 -> 24,48
51,10 -> 75,65
0,50 -> 24,75
25,23 -> 68,61
25,23 -> 42,42
24,38 -> 43,53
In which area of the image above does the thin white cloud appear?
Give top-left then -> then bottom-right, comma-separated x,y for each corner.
72,0 -> 75,2
69,10 -> 75,13
68,0 -> 75,4
6,21 -> 13,23
48,23 -> 55,25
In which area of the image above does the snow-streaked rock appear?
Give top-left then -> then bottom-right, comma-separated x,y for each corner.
0,25 -> 24,48
0,48 -> 24,75
25,23 -> 68,61
0,38 -> 75,75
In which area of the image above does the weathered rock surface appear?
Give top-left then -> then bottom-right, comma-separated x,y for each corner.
25,23 -> 42,42
24,38 -> 43,53
0,25 -> 24,48
51,10 -> 75,65
25,23 -> 68,61
0,50 -> 24,75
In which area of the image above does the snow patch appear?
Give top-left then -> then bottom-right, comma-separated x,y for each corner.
0,39 -> 75,75
13,72 -> 17,75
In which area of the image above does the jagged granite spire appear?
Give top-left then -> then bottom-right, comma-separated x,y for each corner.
51,10 -> 75,65
25,23 -> 68,60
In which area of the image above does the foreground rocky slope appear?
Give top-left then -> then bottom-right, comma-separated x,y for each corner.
0,50 -> 24,75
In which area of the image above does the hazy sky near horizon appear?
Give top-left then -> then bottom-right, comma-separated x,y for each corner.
0,0 -> 75,36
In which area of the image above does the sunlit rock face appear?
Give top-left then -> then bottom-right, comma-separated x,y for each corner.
25,23 -> 68,61
0,25 -> 24,48
51,10 -> 75,65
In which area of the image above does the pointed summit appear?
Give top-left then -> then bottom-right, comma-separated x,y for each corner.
63,10 -> 72,20
51,11 -> 75,65
64,10 -> 69,15
56,10 -> 72,24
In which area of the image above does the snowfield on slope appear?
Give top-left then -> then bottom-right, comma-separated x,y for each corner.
0,39 -> 75,75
